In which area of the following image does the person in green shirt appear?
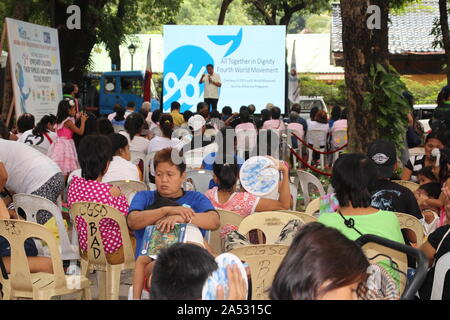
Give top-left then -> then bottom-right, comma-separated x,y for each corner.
318,153 -> 404,288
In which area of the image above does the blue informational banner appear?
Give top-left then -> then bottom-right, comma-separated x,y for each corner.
163,25 -> 286,113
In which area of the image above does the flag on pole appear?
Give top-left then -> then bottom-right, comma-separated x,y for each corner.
143,38 -> 152,102
288,40 -> 301,105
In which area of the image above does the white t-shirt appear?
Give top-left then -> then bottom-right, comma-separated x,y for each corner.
0,140 -> 61,193
108,111 -> 132,121
18,129 -> 57,152
119,131 -> 150,154
102,156 -> 141,183
307,121 -> 329,146
203,73 -> 221,99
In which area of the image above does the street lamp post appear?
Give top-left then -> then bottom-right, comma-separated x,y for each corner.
128,43 -> 137,71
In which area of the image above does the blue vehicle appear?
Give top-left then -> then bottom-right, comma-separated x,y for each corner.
82,71 -> 160,116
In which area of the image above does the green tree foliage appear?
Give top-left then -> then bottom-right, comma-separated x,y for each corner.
305,14 -> 330,33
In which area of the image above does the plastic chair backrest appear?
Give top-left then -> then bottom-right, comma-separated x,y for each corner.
289,183 -> 298,211
184,143 -> 218,169
430,252 -> 450,300
236,129 -> 258,152
238,211 -> 302,244
184,170 -> 213,194
107,180 -> 148,204
229,244 -> 288,300
145,151 -> 156,185
0,219 -> 66,293
13,193 -> 79,260
112,124 -> 124,133
392,180 -> 420,192
278,210 -> 318,223
297,170 -> 326,206
209,209 -> 244,254
361,242 -> 408,294
394,212 -> 424,246
130,151 -> 146,166
305,197 -> 320,216
331,129 -> 348,149
69,202 -> 135,268
287,123 -> 304,140
307,130 -> 327,149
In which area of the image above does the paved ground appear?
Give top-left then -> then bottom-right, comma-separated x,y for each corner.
60,269 -> 134,300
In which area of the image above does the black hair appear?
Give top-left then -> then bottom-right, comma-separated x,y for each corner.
310,106 -> 319,120
0,120 -> 9,139
124,112 -> 145,140
240,109 -> 251,123
114,106 -> 126,121
56,99 -> 75,124
32,114 -> 57,136
78,135 -> 113,180
206,64 -> 214,69
331,106 -> 341,121
213,162 -> 239,192
438,147 -> 450,183
171,101 -> 181,111
108,133 -> 129,156
439,85 -> 450,102
17,113 -> 35,133
74,112 -> 99,149
126,101 -> 136,109
222,106 -> 232,116
197,102 -> 208,113
239,106 -> 247,113
340,108 -> 348,120
139,108 -> 149,121
183,110 -> 193,122
248,104 -> 256,114
210,110 -> 221,119
159,114 -> 174,139
332,153 -> 377,208
270,222 -> 369,300
97,118 -> 114,135
419,182 -> 442,199
291,103 -> 301,114
425,130 -> 447,146
150,243 -> 217,300
63,81 -> 75,95
113,104 -> 122,113
417,166 -> 438,183
270,107 -> 282,120
261,109 -> 271,121
151,109 -> 161,124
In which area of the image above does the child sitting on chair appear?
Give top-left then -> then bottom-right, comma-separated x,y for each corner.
417,166 -> 438,186
415,182 -> 442,236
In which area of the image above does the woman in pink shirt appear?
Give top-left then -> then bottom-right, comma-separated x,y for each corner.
262,107 -> 286,131
67,135 -> 132,264
204,158 -> 291,240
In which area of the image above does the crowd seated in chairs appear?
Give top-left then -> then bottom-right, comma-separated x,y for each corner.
1,99 -> 449,302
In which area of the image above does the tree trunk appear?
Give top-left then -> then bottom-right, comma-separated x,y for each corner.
439,0 -> 450,84
340,0 -> 389,154
55,0 -> 108,82
1,0 -> 29,122
108,0 -> 126,71
218,0 -> 234,25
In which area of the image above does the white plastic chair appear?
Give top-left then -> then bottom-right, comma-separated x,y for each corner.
107,180 -> 148,204
112,124 -> 124,133
430,252 -> 450,300
130,151 -> 146,166
13,194 -> 80,261
290,182 -> 298,211
296,170 -> 326,206
236,129 -> 257,160
184,143 -> 218,170
330,129 -> 348,164
184,170 -> 213,194
307,130 -> 328,169
286,123 -> 305,169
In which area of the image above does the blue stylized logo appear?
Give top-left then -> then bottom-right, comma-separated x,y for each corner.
208,28 -> 242,58
163,28 -> 243,112
18,27 -> 28,40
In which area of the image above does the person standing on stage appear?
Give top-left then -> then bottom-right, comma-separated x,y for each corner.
200,64 -> 221,112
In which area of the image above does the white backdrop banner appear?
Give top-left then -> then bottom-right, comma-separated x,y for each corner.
6,18 -> 62,121
163,25 -> 286,113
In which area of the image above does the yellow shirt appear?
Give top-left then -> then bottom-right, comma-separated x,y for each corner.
171,110 -> 185,126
